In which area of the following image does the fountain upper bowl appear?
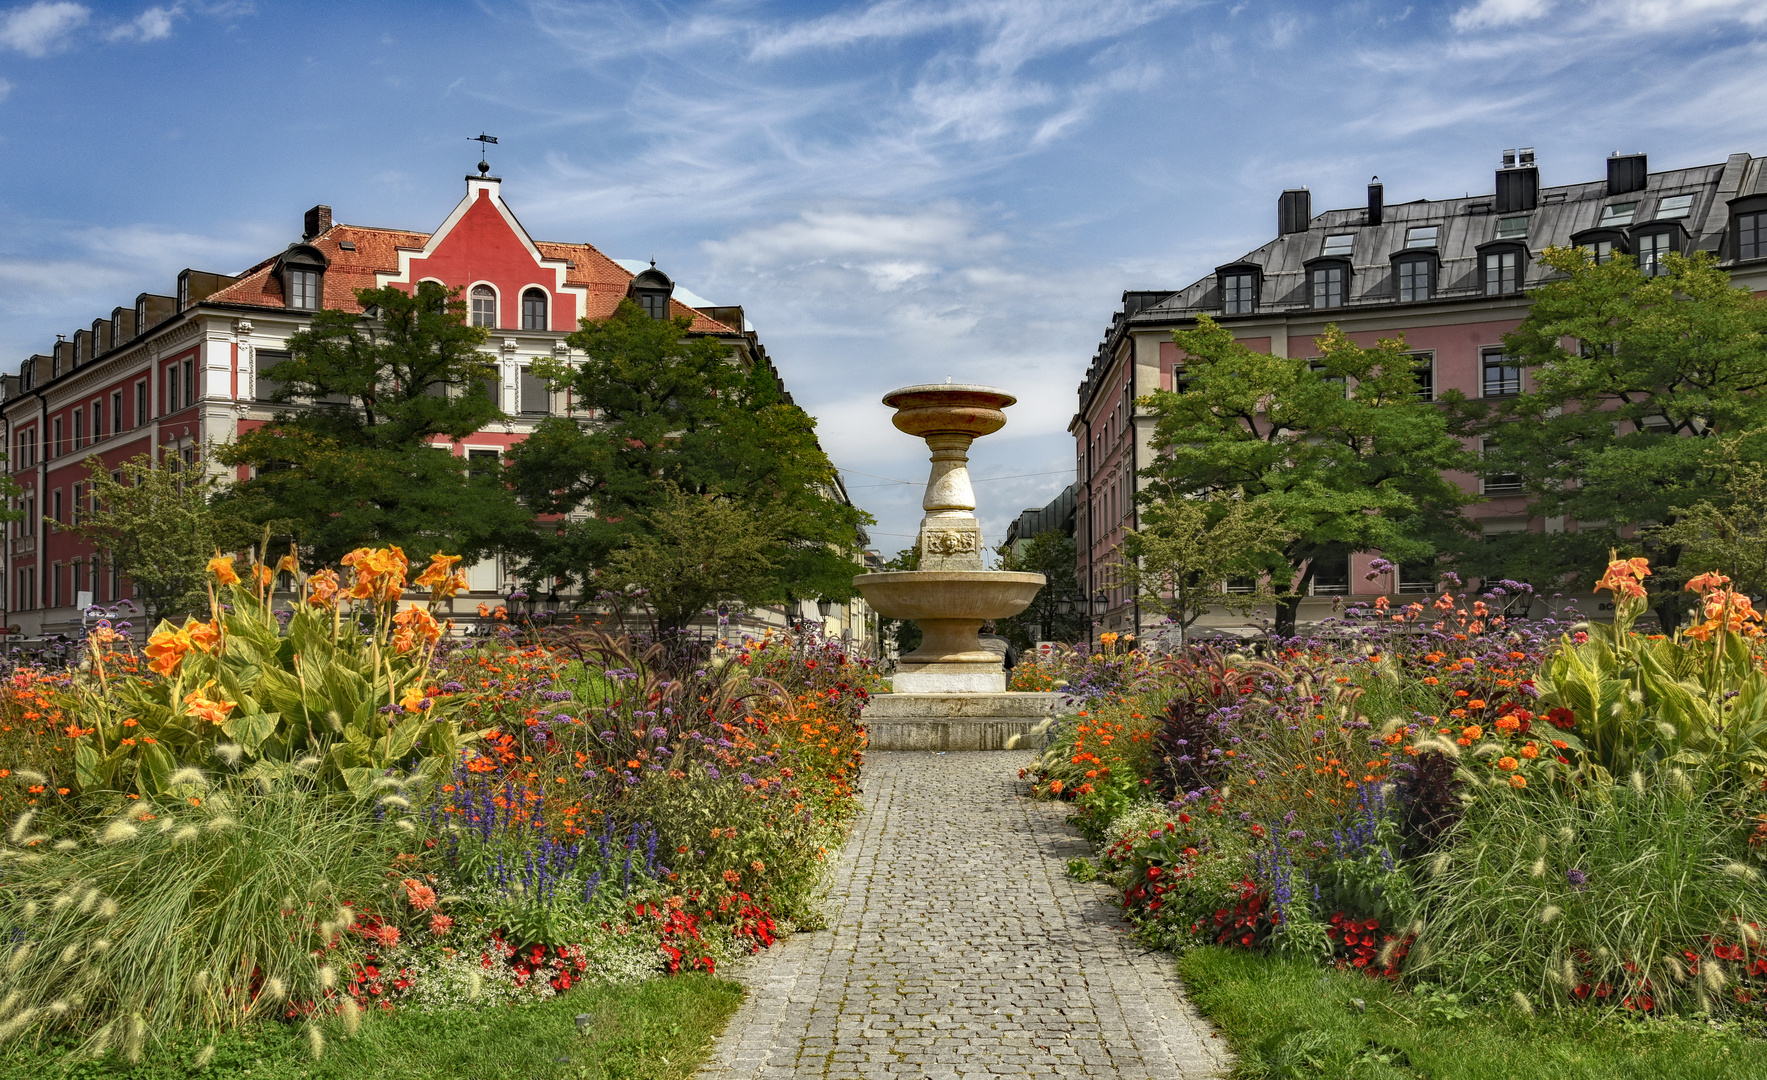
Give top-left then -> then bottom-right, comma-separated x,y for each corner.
882,384 -> 1017,440
852,570 -> 1045,621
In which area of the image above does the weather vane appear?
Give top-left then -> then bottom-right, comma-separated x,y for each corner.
470,133 -> 498,176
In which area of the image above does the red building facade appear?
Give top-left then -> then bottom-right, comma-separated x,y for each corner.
2,171 -> 871,647
1075,149 -> 1767,637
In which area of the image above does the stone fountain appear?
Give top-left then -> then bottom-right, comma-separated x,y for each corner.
854,384 -> 1067,750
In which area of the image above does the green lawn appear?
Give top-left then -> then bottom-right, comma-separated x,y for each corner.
1179,947 -> 1764,1080
0,975 -> 744,1080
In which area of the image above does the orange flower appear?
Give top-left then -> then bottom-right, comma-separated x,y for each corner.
182,688 -> 236,725
1520,743 -> 1540,759
185,619 -> 221,655
1496,756 -> 1519,771
145,629 -> 193,677
1508,774 -> 1528,789
1494,716 -> 1521,735
1594,555 -> 1650,601
400,684 -> 428,713
307,568 -> 340,607
275,554 -> 299,575
207,554 -> 240,586
392,606 -> 444,653
414,553 -> 464,595
401,878 -> 438,911
1685,571 -> 1732,594
1462,724 -> 1484,741
253,563 -> 275,588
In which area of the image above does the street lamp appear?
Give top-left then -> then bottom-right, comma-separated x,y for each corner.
1092,589 -> 1109,648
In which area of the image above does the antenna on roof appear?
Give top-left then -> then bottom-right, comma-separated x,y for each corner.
469,133 -> 498,176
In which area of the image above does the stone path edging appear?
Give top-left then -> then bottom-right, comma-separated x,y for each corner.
697,751 -> 1229,1079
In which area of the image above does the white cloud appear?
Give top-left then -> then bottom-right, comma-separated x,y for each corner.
107,5 -> 181,43
0,1 -> 89,56
0,77 -> 11,101
1451,0 -> 1552,29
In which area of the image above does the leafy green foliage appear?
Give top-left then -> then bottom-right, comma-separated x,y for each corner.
994,530 -> 1086,650
601,486 -> 784,634
506,300 -> 869,629
59,454 -> 263,624
1465,249 -> 1767,621
1118,489 -> 1293,642
1143,317 -> 1475,634
217,281 -> 530,564
1648,436 -> 1767,597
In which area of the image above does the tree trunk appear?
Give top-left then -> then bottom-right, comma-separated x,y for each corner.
1273,594 -> 1304,639
1650,593 -> 1689,636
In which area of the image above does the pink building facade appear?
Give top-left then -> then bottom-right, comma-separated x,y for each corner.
1074,149 -> 1767,637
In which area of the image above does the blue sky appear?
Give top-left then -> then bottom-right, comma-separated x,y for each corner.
4,0 -> 1767,553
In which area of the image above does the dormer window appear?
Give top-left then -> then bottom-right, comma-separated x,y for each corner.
1571,228 -> 1627,265
1215,263 -> 1262,315
1655,194 -> 1694,220
1395,255 -> 1434,302
177,273 -> 189,311
627,265 -> 676,321
1496,215 -> 1529,239
1321,234 -> 1354,257
1405,225 -> 1439,249
1634,229 -> 1678,277
275,244 -> 329,311
1309,262 -> 1348,308
471,285 -> 497,328
1600,202 -> 1639,227
136,296 -> 148,332
1478,240 -> 1528,295
521,288 -> 548,330
1739,210 -> 1766,261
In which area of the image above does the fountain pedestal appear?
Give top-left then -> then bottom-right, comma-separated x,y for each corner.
853,384 -> 1070,750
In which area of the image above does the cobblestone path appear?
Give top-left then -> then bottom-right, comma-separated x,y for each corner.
697,751 -> 1229,1079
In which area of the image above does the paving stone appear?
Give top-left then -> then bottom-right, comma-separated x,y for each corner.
697,752 -> 1230,1079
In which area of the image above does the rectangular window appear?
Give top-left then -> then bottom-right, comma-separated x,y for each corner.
1397,259 -> 1432,302
1482,350 -> 1521,397
183,359 -> 196,406
71,484 -> 81,526
71,409 -> 83,449
1311,265 -> 1345,308
1600,202 -> 1638,227
135,381 -> 147,425
1222,272 -> 1255,314
1496,215 -> 1529,239
1321,234 -> 1355,257
519,367 -> 550,416
1591,239 -> 1617,264
521,291 -> 548,330
110,393 -> 121,436
52,488 -> 62,524
287,269 -> 321,310
1483,250 -> 1519,295
1737,211 -> 1766,261
166,365 -> 180,414
1405,225 -> 1439,249
1411,353 -> 1435,401
1311,556 -> 1349,595
471,290 -> 497,328
1655,194 -> 1694,220
1483,441 -> 1524,495
51,418 -> 62,458
1398,563 -> 1436,594
91,400 -> 102,441
256,349 -> 290,401
52,564 -> 61,609
1636,232 -> 1672,277
467,448 -> 500,480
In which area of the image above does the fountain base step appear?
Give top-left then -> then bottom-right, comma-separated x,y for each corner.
892,661 -> 1005,694
863,692 -> 1068,751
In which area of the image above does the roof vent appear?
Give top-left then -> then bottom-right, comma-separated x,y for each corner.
1367,177 -> 1383,227
303,204 -> 333,241
1278,188 -> 1312,235
1607,152 -> 1647,196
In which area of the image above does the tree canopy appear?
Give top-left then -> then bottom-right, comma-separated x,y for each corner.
1117,489 -> 1291,644
994,531 -> 1087,651
1140,316 -> 1475,635
504,299 -> 870,630
1462,248 -> 1767,626
216,281 -> 532,564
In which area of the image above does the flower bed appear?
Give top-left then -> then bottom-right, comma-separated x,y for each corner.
0,548 -> 873,1061
1030,559 -> 1767,1025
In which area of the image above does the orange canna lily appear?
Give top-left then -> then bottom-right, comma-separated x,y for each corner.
307,568 -> 340,607
208,555 -> 241,586
184,618 -> 222,655
145,630 -> 192,676
182,688 -> 237,725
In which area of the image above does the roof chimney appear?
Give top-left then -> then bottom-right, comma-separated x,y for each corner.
1367,177 -> 1383,226
1607,152 -> 1647,196
1278,188 -> 1312,235
1496,148 -> 1538,213
303,204 -> 332,241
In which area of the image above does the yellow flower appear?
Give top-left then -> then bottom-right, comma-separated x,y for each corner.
207,555 -> 240,586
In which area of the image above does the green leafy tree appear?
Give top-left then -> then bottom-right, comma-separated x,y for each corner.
1646,435 -> 1767,598
1465,249 -> 1767,628
216,281 -> 532,563
994,531 -> 1086,651
1141,316 -> 1476,636
875,545 -> 923,657
1116,490 -> 1293,645
601,485 -> 784,634
506,300 -> 870,627
59,453 -> 263,623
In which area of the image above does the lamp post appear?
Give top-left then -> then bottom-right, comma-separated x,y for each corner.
1091,589 -> 1109,649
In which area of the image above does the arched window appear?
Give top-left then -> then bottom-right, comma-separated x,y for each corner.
521,289 -> 548,330
471,285 -> 497,328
